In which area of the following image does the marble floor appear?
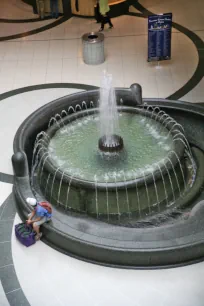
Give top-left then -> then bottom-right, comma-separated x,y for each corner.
0,0 -> 204,305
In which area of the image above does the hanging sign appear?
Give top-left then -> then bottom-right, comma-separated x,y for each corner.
148,13 -> 172,62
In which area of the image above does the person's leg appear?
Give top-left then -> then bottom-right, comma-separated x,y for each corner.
99,15 -> 105,31
33,217 -> 47,240
50,0 -> 54,18
54,0 -> 59,18
33,222 -> 40,236
106,13 -> 113,28
95,3 -> 101,23
33,0 -> 38,14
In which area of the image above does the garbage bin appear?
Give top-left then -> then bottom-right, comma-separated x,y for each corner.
82,32 -> 105,65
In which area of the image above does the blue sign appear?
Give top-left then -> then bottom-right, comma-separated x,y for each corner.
148,13 -> 172,62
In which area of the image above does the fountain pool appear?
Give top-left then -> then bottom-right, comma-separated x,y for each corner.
12,80 -> 204,267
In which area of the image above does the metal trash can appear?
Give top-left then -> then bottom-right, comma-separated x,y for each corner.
82,32 -> 105,65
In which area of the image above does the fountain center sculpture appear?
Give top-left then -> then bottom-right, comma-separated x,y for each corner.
98,71 -> 124,153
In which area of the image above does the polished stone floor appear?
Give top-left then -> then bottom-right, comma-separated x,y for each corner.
0,0 -> 204,305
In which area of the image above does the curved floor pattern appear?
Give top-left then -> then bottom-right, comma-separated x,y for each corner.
0,0 -> 203,305
0,190 -> 30,306
0,16 -> 69,42
130,1 -> 204,101
0,21 -> 200,99
0,1 -> 202,101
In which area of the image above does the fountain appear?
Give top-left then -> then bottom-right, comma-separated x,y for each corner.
12,75 -> 204,268
98,72 -> 123,153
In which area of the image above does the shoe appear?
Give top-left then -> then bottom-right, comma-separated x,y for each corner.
99,28 -> 104,32
35,232 -> 42,241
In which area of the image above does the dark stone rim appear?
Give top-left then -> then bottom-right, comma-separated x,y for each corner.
12,95 -> 204,268
13,144 -> 204,268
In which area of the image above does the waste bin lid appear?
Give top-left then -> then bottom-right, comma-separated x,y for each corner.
82,32 -> 104,43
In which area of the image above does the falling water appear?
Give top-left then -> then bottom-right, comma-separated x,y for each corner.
157,163 -> 169,206
90,101 -> 94,108
31,147 -> 45,188
99,71 -> 119,141
163,161 -> 176,205
142,171 -> 151,213
45,173 -> 51,197
170,151 -> 186,189
114,174 -> 120,221
32,133 -> 49,169
132,171 -> 141,217
173,132 -> 192,156
39,153 -> 49,185
105,178 -> 110,221
162,116 -> 174,130
61,110 -> 67,117
75,104 -> 82,112
120,98 -> 123,106
150,106 -> 160,121
94,175 -> 99,218
167,157 -> 181,196
50,167 -> 60,202
167,123 -> 185,137
82,101 -> 88,115
122,172 -> 131,218
57,170 -> 66,206
155,110 -> 166,122
55,114 -> 65,127
68,106 -> 75,114
65,174 -> 74,210
151,170 -> 160,211
48,117 -> 61,128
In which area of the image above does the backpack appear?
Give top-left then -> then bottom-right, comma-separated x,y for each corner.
15,223 -> 36,247
39,201 -> 52,214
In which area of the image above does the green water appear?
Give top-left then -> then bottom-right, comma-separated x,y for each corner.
48,113 -> 174,183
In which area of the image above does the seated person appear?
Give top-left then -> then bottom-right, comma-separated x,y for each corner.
26,197 -> 52,241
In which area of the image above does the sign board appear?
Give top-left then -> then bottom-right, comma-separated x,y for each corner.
148,13 -> 172,62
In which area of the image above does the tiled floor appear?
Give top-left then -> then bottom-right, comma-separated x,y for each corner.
140,0 -> 204,31
0,1 -> 203,100
0,0 -> 37,19
0,0 -> 203,305
0,28 -> 200,99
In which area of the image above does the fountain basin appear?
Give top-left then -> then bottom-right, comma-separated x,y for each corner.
36,106 -> 187,220
12,88 -> 204,268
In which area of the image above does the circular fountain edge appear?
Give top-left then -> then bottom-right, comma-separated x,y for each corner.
13,147 -> 204,268
12,93 -> 204,268
38,106 -> 185,190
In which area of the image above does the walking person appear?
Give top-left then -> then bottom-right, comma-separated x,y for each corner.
98,0 -> 113,31
50,0 -> 59,19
